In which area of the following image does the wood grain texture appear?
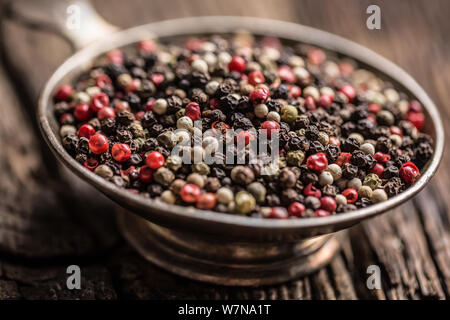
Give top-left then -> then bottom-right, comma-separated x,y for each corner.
0,0 -> 449,300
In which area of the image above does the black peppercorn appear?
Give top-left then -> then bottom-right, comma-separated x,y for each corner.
342,163 -> 358,179
341,137 -> 361,153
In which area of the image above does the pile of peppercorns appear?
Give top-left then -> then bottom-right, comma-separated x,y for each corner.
53,33 -> 433,218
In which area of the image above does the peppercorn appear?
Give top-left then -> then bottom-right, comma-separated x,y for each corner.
170,179 -> 186,195
280,105 -> 298,123
94,164 -> 114,179
319,171 -> 334,186
192,162 -> 210,175
363,173 -> 382,190
371,189 -> 388,203
342,163 -> 358,180
153,167 -> 175,187
231,166 -> 255,186
187,173 -> 205,188
358,185 -> 373,199
235,191 -> 256,214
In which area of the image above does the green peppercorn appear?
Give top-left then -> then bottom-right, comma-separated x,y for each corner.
94,164 -> 113,179
129,121 -> 146,138
153,167 -> 175,186
286,150 -> 305,167
165,155 -> 182,172
280,105 -> 298,123
247,182 -> 266,203
297,128 -> 306,136
363,173 -> 382,190
176,108 -> 185,119
192,162 -> 210,175
157,131 -> 178,149
235,191 -> 256,214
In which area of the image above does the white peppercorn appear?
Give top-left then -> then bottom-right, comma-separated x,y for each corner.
335,194 -> 347,205
187,173 -> 205,188
371,189 -> 388,203
358,185 -> 373,199
217,187 -> 234,204
153,98 -> 168,115
319,171 -> 334,186
360,143 -> 375,155
254,103 -> 269,118
267,111 -> 281,122
161,190 -> 176,204
177,116 -> 194,130
347,178 -> 362,190
326,164 -> 342,180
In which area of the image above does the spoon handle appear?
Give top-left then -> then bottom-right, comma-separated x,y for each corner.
6,0 -> 118,50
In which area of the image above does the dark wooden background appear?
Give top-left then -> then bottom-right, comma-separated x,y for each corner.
0,0 -> 449,300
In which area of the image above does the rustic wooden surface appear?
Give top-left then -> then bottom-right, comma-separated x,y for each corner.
0,0 -> 449,300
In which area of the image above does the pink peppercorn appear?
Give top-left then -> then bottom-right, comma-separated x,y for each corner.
306,153 -> 328,172
249,87 -> 270,104
400,162 -> 420,184
248,71 -> 265,86
185,102 -> 201,121
342,188 -> 358,204
55,84 -> 73,101
89,92 -> 109,112
304,183 -> 322,198
277,65 -> 296,83
407,112 -> 425,130
315,209 -> 330,218
138,165 -> 153,183
74,103 -> 93,122
146,151 -> 165,169
77,124 -> 95,139
180,184 -> 201,203
88,134 -> 109,154
228,56 -> 246,73
304,96 -> 316,111
320,196 -> 337,212
318,94 -> 333,108
373,152 -> 391,163
111,143 -> 131,162
269,207 -> 289,219
97,107 -> 115,120
339,84 -> 356,102
260,120 -> 280,138
288,202 -> 306,217
370,163 -> 385,178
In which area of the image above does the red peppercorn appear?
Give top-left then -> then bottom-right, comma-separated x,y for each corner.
211,121 -> 230,135
368,103 -> 381,114
88,134 -> 109,154
409,100 -> 422,113
60,113 -> 74,125
209,98 -> 220,110
145,99 -> 155,112
308,48 -> 326,65
306,153 -> 328,172
185,102 -> 201,121
112,143 -> 131,162
289,85 -> 302,98
196,193 -> 218,210
304,96 -> 316,111
288,202 -> 306,217
138,39 -> 156,52
335,152 -> 351,166
83,158 -> 98,171
373,152 -> 391,163
269,207 -> 289,219
315,209 -> 330,218
370,163 -> 385,178
146,151 -> 165,169
320,196 -> 337,212
249,87 -> 270,104
54,84 -> 73,101
235,131 -> 255,146
228,56 -> 246,73
342,188 -> 358,204
180,184 -> 201,203
95,74 -> 112,88
277,65 -> 296,83
97,107 -> 116,120
261,120 -> 280,138
318,94 -> 333,108
329,136 -> 340,146
407,112 -> 425,130
138,165 -> 153,183
107,49 -> 123,64
248,71 -> 265,86
399,162 -> 420,184
74,103 -> 93,121
304,183 -> 322,198
339,84 -> 356,102
77,124 -> 95,139
89,92 -> 110,112
390,126 -> 403,136
151,73 -> 164,86
338,62 -> 354,76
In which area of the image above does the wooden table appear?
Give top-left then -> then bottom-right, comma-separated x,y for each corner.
0,0 -> 449,300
